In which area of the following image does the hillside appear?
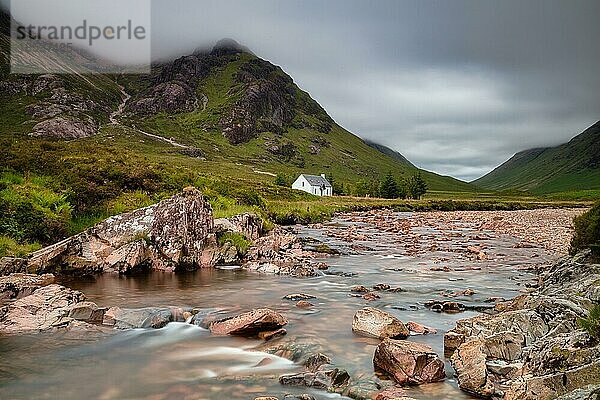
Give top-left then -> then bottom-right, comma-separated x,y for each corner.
474,121 -> 600,193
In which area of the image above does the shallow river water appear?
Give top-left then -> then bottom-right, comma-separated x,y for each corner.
0,213 -> 557,400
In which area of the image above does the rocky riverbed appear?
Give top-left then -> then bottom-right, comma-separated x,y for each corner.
0,191 -> 597,400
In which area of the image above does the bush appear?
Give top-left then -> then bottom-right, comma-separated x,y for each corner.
274,174 -> 289,187
0,178 -> 73,244
570,201 -> 600,256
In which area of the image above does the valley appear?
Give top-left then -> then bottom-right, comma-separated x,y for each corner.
0,5 -> 599,400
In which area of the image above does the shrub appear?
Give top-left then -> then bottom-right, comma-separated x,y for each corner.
570,201 -> 600,256
0,181 -> 72,244
274,174 -> 289,187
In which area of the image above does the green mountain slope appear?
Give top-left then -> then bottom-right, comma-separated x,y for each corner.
117,41 -> 474,193
474,121 -> 600,193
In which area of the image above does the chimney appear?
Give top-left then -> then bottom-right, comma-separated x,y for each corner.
320,173 -> 326,179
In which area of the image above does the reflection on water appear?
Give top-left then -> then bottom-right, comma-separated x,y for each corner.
0,214 -> 555,400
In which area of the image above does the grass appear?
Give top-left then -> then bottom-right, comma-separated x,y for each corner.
570,201 -> 600,256
217,232 -> 252,255
0,236 -> 41,258
542,189 -> 600,202
0,166 -> 591,257
578,305 -> 600,339
108,191 -> 158,215
265,194 -> 591,225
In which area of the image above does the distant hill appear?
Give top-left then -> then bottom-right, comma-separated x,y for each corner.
473,121 -> 600,193
364,140 -> 415,167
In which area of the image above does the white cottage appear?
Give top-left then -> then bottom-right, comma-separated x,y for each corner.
292,174 -> 333,196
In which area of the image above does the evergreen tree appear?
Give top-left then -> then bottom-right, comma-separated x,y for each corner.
380,172 -> 399,199
329,175 -> 345,195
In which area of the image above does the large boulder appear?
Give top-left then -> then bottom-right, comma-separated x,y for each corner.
68,301 -> 106,323
0,257 -> 29,276
373,339 -> 446,385
243,227 -> 322,277
444,309 -> 547,356
451,339 -> 495,398
149,187 -> 215,269
24,187 -> 218,275
555,385 -> 600,400
406,321 -> 437,335
0,284 -> 89,333
352,307 -> 409,339
279,367 -> 350,391
29,116 -> 98,139
209,308 -> 288,337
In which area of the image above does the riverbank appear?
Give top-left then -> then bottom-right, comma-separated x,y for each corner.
445,251 -> 600,399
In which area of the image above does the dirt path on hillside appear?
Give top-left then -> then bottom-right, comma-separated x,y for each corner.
109,83 -> 193,150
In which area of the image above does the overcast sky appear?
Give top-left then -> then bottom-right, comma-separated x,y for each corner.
4,0 -> 600,181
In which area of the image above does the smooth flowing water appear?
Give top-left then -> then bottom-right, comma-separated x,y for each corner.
0,213 -> 556,400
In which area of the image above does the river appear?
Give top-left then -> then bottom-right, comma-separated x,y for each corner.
0,212 -> 560,400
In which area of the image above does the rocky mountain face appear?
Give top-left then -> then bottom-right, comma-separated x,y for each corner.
474,121 -> 600,193
0,72 -> 119,138
445,251 -> 600,399
127,38 -> 333,144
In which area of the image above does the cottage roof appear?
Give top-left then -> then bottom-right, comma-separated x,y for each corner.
301,174 -> 332,187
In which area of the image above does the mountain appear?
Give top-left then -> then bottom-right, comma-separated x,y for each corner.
1,9 -> 477,227
474,121 -> 600,193
364,140 -> 415,167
